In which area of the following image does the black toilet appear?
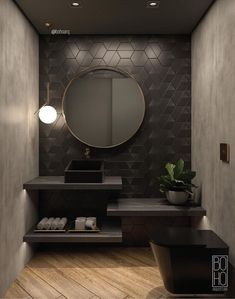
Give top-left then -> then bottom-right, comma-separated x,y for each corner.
150,227 -> 229,294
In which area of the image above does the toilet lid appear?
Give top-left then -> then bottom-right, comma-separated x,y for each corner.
149,227 -> 228,249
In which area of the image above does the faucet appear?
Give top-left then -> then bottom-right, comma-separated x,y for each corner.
84,147 -> 91,160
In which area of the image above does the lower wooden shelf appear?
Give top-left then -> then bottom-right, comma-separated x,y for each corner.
24,219 -> 122,243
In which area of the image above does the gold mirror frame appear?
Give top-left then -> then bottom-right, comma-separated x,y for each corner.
62,66 -> 145,148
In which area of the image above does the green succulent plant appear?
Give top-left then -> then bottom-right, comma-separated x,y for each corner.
158,159 -> 197,194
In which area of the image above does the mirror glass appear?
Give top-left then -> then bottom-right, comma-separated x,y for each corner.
63,68 -> 145,148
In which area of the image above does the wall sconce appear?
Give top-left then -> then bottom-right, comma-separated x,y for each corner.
39,105 -> 57,124
37,83 -> 57,124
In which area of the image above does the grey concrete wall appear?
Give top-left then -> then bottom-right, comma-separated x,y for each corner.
192,0 -> 235,266
0,0 -> 39,296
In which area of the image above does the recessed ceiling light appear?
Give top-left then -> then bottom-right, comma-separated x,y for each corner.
44,22 -> 53,28
71,2 -> 80,7
147,1 -> 160,8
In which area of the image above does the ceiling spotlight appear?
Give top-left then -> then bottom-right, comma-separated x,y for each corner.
147,1 -> 160,8
71,2 -> 80,7
44,22 -> 53,28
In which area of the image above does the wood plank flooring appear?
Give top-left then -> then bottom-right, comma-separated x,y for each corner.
3,247 -> 168,299
3,247 -> 224,299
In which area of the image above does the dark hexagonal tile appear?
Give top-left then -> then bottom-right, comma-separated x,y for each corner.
118,43 -> 133,51
104,39 -> 120,50
103,51 -> 116,64
118,59 -> 133,66
118,50 -> 133,58
90,43 -> 107,58
131,39 -> 148,50
149,43 -> 161,57
80,52 -> 93,66
145,46 -> 156,59
158,51 -> 175,66
39,35 -> 191,204
131,52 -> 148,66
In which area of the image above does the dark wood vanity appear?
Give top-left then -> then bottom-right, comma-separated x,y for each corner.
23,176 -> 122,190
23,176 -> 206,244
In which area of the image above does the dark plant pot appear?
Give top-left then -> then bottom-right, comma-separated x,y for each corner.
166,190 -> 189,205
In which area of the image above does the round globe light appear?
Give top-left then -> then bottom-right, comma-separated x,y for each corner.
39,106 -> 57,124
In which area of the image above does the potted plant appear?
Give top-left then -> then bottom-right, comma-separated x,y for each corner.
158,159 -> 197,205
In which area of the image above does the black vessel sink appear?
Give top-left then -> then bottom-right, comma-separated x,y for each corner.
64,160 -> 104,183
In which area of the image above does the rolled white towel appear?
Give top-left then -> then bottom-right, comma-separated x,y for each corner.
37,218 -> 48,230
57,217 -> 67,230
75,217 -> 86,230
44,217 -> 54,230
51,217 -> 61,230
87,217 -> 97,227
85,218 -> 96,230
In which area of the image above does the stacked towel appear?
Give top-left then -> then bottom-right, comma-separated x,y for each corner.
51,218 -> 61,230
85,217 -> 96,230
87,217 -> 97,226
57,217 -> 67,230
36,217 -> 67,230
36,217 -> 97,231
75,217 -> 97,230
75,217 -> 86,230
44,217 -> 54,230
37,217 -> 48,230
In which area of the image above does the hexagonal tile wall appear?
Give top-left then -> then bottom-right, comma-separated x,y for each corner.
39,35 -> 191,207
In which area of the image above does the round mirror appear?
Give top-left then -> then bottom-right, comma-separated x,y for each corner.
62,67 -> 145,148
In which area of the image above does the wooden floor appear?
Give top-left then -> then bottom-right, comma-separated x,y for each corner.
3,247 -> 169,299
3,247 -> 224,299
